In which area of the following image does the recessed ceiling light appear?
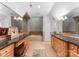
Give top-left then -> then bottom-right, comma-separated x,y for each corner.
0,7 -> 2,9
37,5 -> 40,8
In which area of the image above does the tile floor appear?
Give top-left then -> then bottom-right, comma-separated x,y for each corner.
25,35 -> 57,57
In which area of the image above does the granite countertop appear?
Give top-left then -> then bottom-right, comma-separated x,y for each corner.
8,33 -> 29,44
0,33 -> 29,50
51,32 -> 79,45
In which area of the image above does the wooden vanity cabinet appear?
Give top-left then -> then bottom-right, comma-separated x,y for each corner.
69,51 -> 79,57
57,39 -> 68,57
14,39 -> 25,48
0,44 -> 14,57
51,36 -> 56,48
24,37 -> 30,52
51,33 -> 79,57
51,36 -> 69,57
69,43 -> 79,57
14,37 -> 29,57
24,39 -> 29,48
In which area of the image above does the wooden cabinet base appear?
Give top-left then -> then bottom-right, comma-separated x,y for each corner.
69,51 -> 79,57
69,43 -> 79,57
51,34 -> 79,57
14,37 -> 29,57
0,44 -> 14,57
51,36 -> 69,57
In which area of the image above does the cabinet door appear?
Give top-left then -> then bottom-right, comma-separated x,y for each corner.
51,36 -> 57,50
56,38 -> 68,57
69,43 -> 79,53
15,39 -> 25,48
69,43 -> 79,57
51,37 -> 53,47
51,36 -> 55,48
54,37 -> 59,51
51,36 -> 68,57
0,44 -> 14,57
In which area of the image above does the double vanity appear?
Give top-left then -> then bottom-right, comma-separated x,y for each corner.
51,32 -> 79,57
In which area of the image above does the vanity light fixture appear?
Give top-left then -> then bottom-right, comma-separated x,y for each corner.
17,17 -> 23,21
57,16 -> 67,21
57,16 -> 64,20
64,16 -> 67,19
14,17 -> 17,20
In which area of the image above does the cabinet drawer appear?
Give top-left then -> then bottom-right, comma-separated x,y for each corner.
51,37 -> 54,47
0,49 -> 14,57
7,52 -> 14,57
15,39 -> 25,47
57,47 -> 68,57
57,40 -> 68,57
69,51 -> 79,57
69,44 -> 79,53
25,39 -> 29,45
0,44 -> 14,57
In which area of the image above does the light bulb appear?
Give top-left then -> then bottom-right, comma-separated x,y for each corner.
64,16 -> 67,19
17,17 -> 22,21
37,5 -> 40,8
14,17 -> 17,20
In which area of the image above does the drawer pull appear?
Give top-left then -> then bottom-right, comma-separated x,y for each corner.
72,47 -> 74,49
5,51 -> 8,53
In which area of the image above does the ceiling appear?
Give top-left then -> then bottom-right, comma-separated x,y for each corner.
0,3 -> 19,17
2,2 -> 79,18
2,2 -> 54,17
29,2 -> 54,17
49,2 -> 79,19
66,7 -> 79,18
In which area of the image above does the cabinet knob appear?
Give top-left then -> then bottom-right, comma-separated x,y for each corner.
5,51 -> 8,53
72,47 -> 74,49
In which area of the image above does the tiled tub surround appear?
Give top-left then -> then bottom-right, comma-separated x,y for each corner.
51,32 -> 79,57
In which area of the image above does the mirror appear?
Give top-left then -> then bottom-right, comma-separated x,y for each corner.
0,3 -> 23,36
